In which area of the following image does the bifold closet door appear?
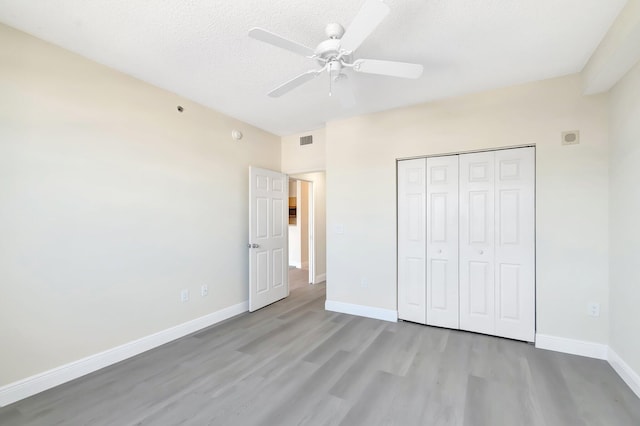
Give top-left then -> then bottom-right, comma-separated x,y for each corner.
494,148 -> 535,341
398,158 -> 427,324
459,147 -> 535,342
459,151 -> 496,335
425,156 -> 459,328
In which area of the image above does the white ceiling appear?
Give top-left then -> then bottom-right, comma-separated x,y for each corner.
0,0 -> 627,136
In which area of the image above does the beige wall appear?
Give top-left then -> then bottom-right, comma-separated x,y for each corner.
281,128 -> 326,173
325,74 -> 610,344
609,60 -> 640,374
0,24 -> 280,386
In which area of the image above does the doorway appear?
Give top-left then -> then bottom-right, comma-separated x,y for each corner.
288,178 -> 313,290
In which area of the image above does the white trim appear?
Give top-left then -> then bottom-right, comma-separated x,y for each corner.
0,301 -> 248,407
608,348 -> 640,399
534,334 -> 608,360
325,300 -> 398,322
314,273 -> 326,284
285,168 -> 326,175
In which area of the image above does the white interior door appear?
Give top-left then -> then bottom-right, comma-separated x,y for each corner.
397,158 -> 427,324
494,147 -> 535,341
249,167 -> 288,312
426,155 -> 459,328
459,151 -> 496,335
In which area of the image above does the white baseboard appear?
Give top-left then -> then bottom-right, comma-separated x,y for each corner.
325,300 -> 397,322
535,334 -> 608,360
3,305 -> 636,407
533,335 -> 640,399
0,301 -> 248,407
608,348 -> 640,399
313,273 -> 326,284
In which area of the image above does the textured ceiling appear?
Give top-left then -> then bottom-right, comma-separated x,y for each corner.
0,0 -> 627,136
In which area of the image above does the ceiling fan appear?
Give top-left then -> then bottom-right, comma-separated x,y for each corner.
248,0 -> 423,104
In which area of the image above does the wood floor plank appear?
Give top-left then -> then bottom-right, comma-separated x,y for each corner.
555,354 -> 640,425
297,394 -> 352,426
0,407 -> 25,425
526,348 -> 587,426
463,374 -> 542,426
1,282 -> 638,425
260,349 -> 363,426
339,370 -> 405,426
303,316 -> 385,365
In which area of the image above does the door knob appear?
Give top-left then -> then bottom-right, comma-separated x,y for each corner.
252,243 -> 260,248
479,250 -> 484,255
437,249 -> 442,254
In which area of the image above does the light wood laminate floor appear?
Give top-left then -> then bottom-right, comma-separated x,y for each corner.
1,283 -> 639,425
289,267 -> 310,291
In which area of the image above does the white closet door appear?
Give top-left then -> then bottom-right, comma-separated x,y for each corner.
494,147 -> 535,341
426,156 -> 459,328
398,158 -> 427,324
459,151 -> 496,335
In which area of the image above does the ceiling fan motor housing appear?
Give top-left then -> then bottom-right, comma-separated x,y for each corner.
315,39 -> 340,60
315,38 -> 352,66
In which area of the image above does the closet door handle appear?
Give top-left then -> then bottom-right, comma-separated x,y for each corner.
479,250 -> 484,255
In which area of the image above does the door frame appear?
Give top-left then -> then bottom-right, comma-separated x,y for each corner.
289,176 -> 315,285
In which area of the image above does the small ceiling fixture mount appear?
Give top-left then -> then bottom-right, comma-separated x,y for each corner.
231,129 -> 243,141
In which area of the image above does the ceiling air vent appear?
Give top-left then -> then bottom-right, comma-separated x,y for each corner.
300,135 -> 313,146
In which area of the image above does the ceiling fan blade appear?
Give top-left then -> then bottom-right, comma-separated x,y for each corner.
339,0 -> 390,53
249,27 -> 315,57
333,74 -> 356,108
353,58 -> 423,79
268,70 -> 321,97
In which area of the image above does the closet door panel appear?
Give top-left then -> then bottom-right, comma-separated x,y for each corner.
398,159 -> 427,324
495,147 -> 535,342
459,151 -> 495,335
426,156 -> 459,328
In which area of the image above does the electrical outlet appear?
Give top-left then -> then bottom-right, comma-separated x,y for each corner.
201,284 -> 208,297
588,302 -> 600,317
181,289 -> 190,303
360,277 -> 368,289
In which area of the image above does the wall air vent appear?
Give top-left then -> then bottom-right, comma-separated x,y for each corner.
561,130 -> 580,145
300,135 -> 313,146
